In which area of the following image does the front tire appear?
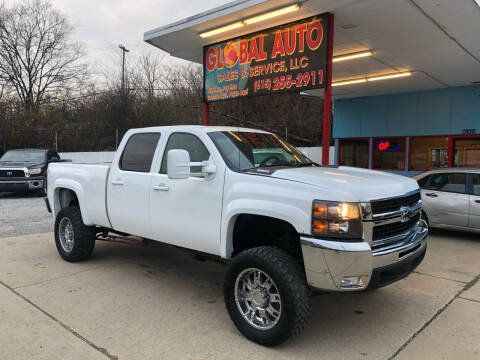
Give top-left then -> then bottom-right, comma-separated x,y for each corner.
224,246 -> 311,346
55,206 -> 96,262
39,178 -> 47,197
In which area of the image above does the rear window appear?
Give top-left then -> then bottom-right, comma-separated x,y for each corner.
473,174 -> 480,196
120,133 -> 160,172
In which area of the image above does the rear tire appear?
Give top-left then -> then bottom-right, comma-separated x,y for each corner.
224,246 -> 311,346
55,206 -> 96,262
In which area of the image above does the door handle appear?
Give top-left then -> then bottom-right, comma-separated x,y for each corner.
153,183 -> 169,191
111,179 -> 124,186
475,200 -> 480,204
425,193 -> 438,198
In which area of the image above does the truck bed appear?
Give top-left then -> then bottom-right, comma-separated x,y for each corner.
47,163 -> 111,227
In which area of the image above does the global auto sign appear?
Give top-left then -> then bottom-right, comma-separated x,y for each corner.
203,13 -> 329,102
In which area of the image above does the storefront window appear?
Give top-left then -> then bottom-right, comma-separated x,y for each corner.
410,137 -> 448,171
454,138 -> 480,167
339,139 -> 369,168
373,138 -> 405,170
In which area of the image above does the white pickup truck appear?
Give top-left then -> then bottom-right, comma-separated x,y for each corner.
46,125 -> 428,345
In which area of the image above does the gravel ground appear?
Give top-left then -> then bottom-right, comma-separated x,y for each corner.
0,192 -> 53,238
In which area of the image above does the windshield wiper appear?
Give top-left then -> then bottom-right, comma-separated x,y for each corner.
241,163 -> 296,172
297,162 -> 318,167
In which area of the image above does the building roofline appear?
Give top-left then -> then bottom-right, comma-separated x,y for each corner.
143,0 -> 265,41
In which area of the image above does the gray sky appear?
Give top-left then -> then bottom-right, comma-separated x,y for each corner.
7,0 -> 231,82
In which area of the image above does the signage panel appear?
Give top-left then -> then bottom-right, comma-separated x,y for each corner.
203,13 -> 329,102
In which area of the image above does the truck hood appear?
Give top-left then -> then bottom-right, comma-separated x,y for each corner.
268,166 -> 418,202
0,161 -> 41,168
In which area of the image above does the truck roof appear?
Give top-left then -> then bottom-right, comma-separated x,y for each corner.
413,168 -> 480,178
128,125 -> 270,134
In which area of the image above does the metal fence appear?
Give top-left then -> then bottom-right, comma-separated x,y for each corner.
0,123 -> 318,157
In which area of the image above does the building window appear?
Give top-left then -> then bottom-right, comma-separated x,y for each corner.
338,139 -> 369,168
454,138 -> 480,167
372,138 -> 405,170
410,137 -> 448,171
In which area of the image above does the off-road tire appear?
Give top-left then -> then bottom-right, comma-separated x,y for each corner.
224,246 -> 311,346
55,206 -> 96,262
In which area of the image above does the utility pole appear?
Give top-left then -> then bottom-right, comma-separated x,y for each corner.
118,45 -> 129,95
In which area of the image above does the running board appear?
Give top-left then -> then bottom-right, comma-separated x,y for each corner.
96,234 -> 150,246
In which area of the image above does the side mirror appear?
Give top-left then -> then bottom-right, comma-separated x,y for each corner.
167,149 -> 190,179
202,161 -> 217,176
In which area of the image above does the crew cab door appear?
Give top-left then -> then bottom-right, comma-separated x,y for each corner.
149,131 -> 224,255
469,173 -> 480,229
421,172 -> 469,227
107,132 -> 161,237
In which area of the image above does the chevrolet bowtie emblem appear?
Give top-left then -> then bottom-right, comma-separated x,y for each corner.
400,206 -> 413,222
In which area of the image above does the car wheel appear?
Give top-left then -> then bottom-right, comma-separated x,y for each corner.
224,246 -> 311,346
55,206 -> 96,262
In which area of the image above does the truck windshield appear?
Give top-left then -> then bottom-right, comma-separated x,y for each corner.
208,131 -> 315,172
0,150 -> 46,163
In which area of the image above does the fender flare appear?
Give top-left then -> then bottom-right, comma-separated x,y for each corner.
52,179 -> 92,225
220,199 -> 310,258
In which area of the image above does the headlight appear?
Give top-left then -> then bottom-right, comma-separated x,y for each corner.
311,200 -> 362,239
28,168 -> 42,175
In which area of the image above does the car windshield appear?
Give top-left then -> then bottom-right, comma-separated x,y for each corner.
0,150 -> 46,163
208,131 -> 315,172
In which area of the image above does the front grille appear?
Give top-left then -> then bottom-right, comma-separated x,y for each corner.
372,213 -> 420,241
0,169 -> 25,177
371,192 -> 420,215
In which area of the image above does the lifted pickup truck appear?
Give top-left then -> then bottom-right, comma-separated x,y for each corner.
46,126 -> 428,345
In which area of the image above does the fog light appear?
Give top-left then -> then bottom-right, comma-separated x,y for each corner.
340,276 -> 364,288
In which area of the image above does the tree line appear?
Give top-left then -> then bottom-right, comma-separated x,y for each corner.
0,0 -> 323,153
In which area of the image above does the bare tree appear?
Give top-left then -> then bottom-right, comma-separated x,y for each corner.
132,50 -> 165,98
0,0 -> 86,110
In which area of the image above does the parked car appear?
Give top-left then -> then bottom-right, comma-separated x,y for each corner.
46,126 -> 428,345
413,168 -> 480,233
0,149 -> 62,196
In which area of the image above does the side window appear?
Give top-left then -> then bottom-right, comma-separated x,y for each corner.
120,133 -> 160,172
47,150 -> 60,161
426,173 -> 466,194
417,175 -> 430,189
472,174 -> 480,196
160,133 -> 210,174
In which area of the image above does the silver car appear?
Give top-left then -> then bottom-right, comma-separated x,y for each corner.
413,168 -> 480,233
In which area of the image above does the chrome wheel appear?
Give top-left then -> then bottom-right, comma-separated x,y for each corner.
58,217 -> 74,252
234,268 -> 282,330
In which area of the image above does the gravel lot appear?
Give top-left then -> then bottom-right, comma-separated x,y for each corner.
0,192 -> 53,237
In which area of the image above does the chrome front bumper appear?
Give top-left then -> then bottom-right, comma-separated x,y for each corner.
300,221 -> 428,291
